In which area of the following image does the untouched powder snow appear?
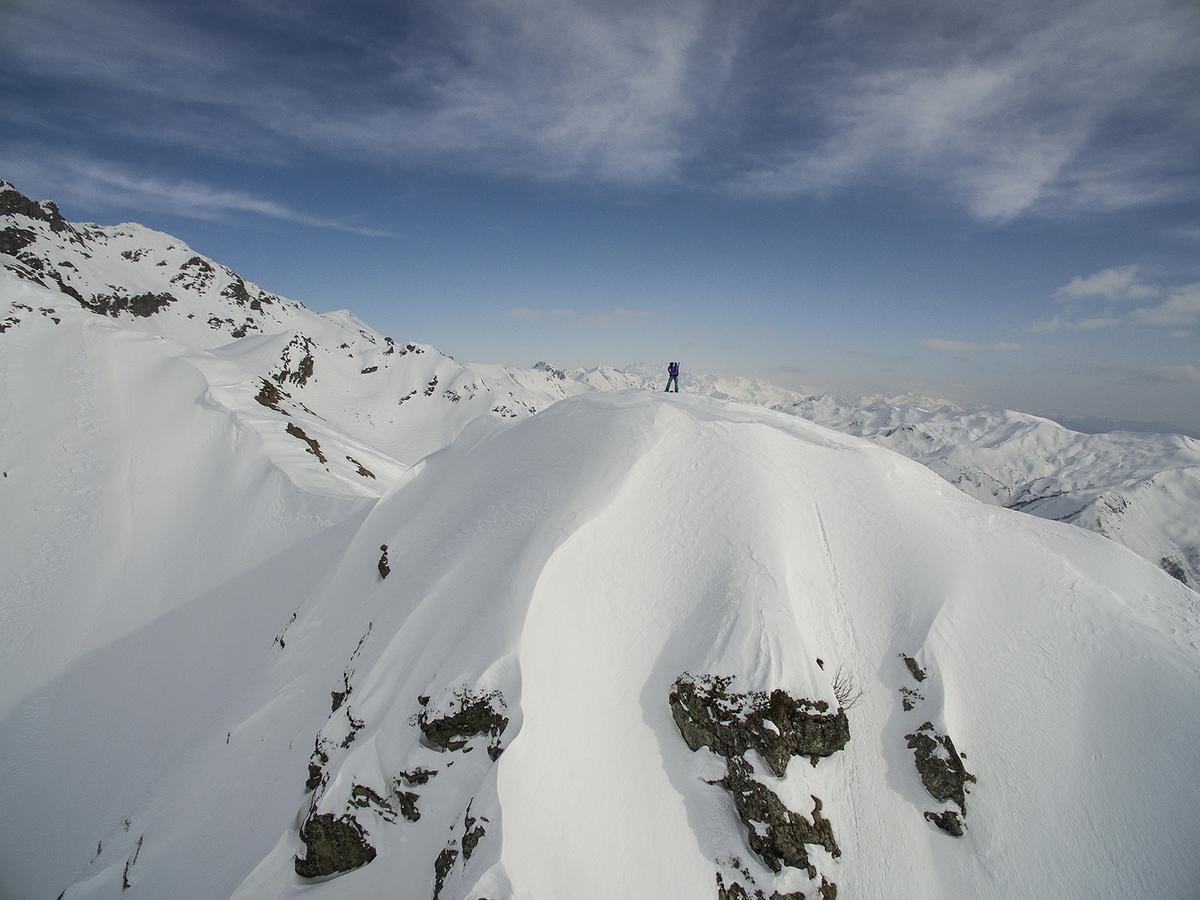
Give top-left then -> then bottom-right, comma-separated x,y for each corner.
569,367 -> 1200,591
4,180 -> 1200,898
5,174 -> 1199,590
5,392 -> 1198,899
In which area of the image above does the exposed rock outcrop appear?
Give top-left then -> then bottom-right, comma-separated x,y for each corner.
716,756 -> 840,877
417,689 -> 508,758
294,813 -> 376,878
669,674 -> 850,775
286,423 -> 327,464
670,674 -> 848,889
905,721 -> 976,814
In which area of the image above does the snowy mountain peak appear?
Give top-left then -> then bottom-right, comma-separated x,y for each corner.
1,180 -> 73,234
1,181 -> 595,493
3,181 -> 1200,899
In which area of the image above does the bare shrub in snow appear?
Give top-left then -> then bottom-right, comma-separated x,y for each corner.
832,665 -> 864,711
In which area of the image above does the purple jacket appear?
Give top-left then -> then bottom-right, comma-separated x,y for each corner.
668,362 -> 680,377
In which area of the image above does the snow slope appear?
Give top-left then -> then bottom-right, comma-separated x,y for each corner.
781,393 -> 1200,589
3,392 -> 1197,899
3,181 -> 1200,898
566,365 -> 1200,590
569,362 -> 1200,590
7,174 -> 1198,588
1,179 -> 581,471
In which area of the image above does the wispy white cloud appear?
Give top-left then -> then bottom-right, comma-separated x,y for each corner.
1144,365 -> 1200,384
2,0 -> 725,187
1,147 -> 394,236
730,61 -> 1084,222
1032,269 -> 1200,333
1028,314 -> 1122,334
726,1 -> 1200,221
5,0 -> 1196,222
583,307 -> 655,327
1055,265 -> 1157,301
921,339 -> 1021,352
1134,282 -> 1200,327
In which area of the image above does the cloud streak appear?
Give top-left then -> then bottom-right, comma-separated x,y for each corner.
1,147 -> 394,236
1029,267 -> 1200,333
921,339 -> 1021,352
1145,365 -> 1200,384
1028,315 -> 1121,334
1055,265 -> 1157,301
2,0 -> 1196,222
1134,282 -> 1200,327
728,1 -> 1200,221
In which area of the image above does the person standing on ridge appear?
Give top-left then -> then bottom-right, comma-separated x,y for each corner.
664,361 -> 680,392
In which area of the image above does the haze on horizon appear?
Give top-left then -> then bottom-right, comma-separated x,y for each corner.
1,0 -> 1198,433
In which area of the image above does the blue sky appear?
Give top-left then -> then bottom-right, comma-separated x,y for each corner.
2,0 -> 1199,431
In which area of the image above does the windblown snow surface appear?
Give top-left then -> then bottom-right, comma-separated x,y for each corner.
4,388 -> 1200,898
3,181 -> 1200,898
573,364 -> 1200,591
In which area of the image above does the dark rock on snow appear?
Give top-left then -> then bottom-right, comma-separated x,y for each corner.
418,689 -> 508,758
716,756 -> 840,877
905,720 -> 976,814
669,674 -> 850,775
294,813 -> 376,878
924,809 -> 965,837
902,655 -> 927,683
286,423 -> 327,464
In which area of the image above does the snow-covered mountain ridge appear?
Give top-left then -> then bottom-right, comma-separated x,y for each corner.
568,363 -> 1200,590
1,179 -> 586,477
5,175 -> 1197,592
3,181 -> 1199,898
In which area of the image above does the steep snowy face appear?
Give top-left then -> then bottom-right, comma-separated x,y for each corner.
253,394 -> 1200,900
7,393 -> 1196,900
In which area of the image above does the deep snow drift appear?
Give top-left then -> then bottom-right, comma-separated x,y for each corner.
3,392 -> 1199,899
